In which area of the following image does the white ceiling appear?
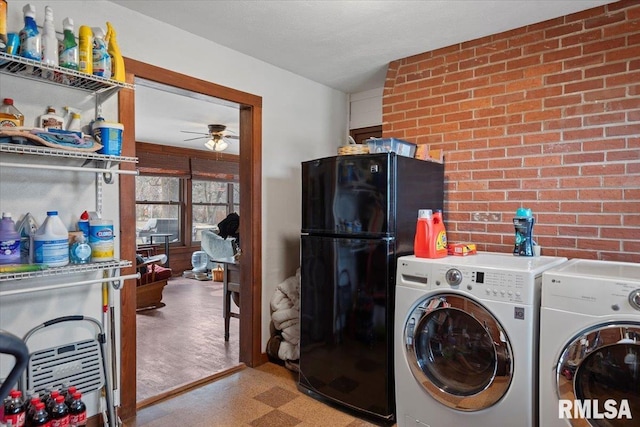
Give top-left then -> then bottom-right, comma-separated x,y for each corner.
115,0 -> 616,153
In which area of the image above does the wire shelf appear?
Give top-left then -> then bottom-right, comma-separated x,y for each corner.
0,143 -> 138,163
0,52 -> 134,93
0,260 -> 132,282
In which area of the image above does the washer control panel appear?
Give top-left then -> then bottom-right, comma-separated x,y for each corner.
433,264 -> 531,304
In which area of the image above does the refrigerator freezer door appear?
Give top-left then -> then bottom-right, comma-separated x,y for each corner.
299,234 -> 395,421
302,154 -> 392,237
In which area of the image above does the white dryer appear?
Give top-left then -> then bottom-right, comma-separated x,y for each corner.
395,252 -> 567,427
539,259 -> 640,427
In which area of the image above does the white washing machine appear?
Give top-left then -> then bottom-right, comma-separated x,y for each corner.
539,259 -> 640,427
395,252 -> 567,427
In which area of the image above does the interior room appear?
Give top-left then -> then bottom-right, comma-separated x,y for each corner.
1,1 -> 638,426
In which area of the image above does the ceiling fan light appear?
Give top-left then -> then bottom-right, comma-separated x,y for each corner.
214,140 -> 229,152
204,139 -> 216,150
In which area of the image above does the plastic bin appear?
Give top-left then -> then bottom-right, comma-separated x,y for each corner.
366,138 -> 417,157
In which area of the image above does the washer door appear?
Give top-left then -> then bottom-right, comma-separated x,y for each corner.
556,321 -> 640,427
403,293 -> 513,411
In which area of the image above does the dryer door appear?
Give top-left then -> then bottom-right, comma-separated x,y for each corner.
556,321 -> 640,427
403,293 -> 513,411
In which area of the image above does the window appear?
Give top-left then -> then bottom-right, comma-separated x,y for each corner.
135,176 -> 182,244
192,180 -> 239,241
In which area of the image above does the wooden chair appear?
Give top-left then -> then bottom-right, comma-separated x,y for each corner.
136,249 -> 172,311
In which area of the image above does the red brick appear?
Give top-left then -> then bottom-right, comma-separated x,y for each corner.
490,69 -> 525,84
601,227 -> 640,240
606,201 -> 640,213
506,77 -> 543,93
584,11 -> 626,29
444,70 -> 474,83
444,91 -> 471,103
545,92 -> 583,107
473,127 -> 505,139
563,151 -> 606,165
505,168 -> 539,179
418,115 -> 443,126
474,63 -> 507,77
418,95 -> 444,107
631,59 -> 640,70
493,92 -> 526,106
585,62 -> 628,78
566,6 -> 609,23
606,124 -> 640,137
444,47 -> 476,63
603,19 -> 640,38
577,238 -> 621,251
606,71 -> 640,88
489,48 -> 522,63
461,76 -> 491,90
564,54 -> 605,70
473,169 -> 505,180
458,118 -> 490,130
583,112 -> 626,126
545,22 -> 584,38
540,189 -> 579,200
524,62 -> 564,77
524,132 -> 562,144
585,87 -> 627,102
560,176 -> 602,188
488,136 -> 522,147
509,30 -> 545,48
582,163 -> 626,175
475,84 -> 506,97
562,29 -> 603,47
524,109 -> 562,122
562,201 -> 603,213
545,70 -> 583,85
444,130 -> 473,142
624,215 -> 640,226
507,190 -> 539,200
432,103 -> 459,115
475,106 -> 506,118
565,103 -> 605,116
559,226 -> 599,237
580,189 -> 623,200
432,82 -> 460,95
490,114 -> 522,127
507,122 -> 542,134
607,46 -> 640,61
524,154 -> 562,167
578,214 -> 622,226
562,128 -> 604,140
525,86 -> 563,100
507,55 -> 542,71
564,78 -> 604,94
460,98 -> 492,111
543,46 -> 582,62
522,178 -> 559,189
607,97 -> 640,110
489,180 -> 522,190
540,166 -> 581,177
488,158 -> 524,170
543,117 -> 583,131
607,150 -> 640,161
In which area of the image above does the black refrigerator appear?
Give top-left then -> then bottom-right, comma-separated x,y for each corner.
299,153 -> 444,423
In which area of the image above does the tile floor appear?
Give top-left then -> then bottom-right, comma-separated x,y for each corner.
124,362 -> 388,427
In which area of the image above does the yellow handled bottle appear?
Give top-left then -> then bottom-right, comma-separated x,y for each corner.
105,22 -> 125,82
78,25 -> 93,75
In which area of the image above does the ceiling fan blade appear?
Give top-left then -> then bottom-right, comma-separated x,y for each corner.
184,135 -> 210,141
180,130 -> 209,135
223,135 -> 239,140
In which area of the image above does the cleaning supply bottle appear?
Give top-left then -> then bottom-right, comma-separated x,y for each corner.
414,209 -> 433,258
0,98 -> 25,127
59,17 -> 79,70
91,26 -> 111,79
513,208 -> 535,256
16,212 -> 38,264
78,25 -> 93,74
38,106 -> 64,129
41,5 -> 58,66
1,0 -> 7,49
432,209 -> 448,258
0,212 -> 21,265
105,22 -> 124,82
19,3 -> 41,61
34,211 -> 69,267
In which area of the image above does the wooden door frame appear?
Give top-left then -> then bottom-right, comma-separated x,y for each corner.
117,58 -> 262,420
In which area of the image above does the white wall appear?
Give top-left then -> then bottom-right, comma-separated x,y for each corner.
5,0 -> 348,372
349,87 -> 383,130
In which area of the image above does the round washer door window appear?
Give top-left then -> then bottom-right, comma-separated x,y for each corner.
403,293 -> 513,411
556,322 -> 640,427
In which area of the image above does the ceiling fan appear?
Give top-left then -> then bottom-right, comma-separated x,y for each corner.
181,124 -> 239,152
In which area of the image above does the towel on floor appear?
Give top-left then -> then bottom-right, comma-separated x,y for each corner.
269,269 -> 301,361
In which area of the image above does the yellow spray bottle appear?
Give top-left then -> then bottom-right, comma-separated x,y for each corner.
105,22 -> 125,82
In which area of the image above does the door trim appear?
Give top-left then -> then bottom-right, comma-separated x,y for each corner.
117,58 -> 263,420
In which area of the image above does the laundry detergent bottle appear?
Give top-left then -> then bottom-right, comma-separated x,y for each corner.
513,207 -> 534,256
414,209 -> 433,258
432,209 -> 448,258
34,211 -> 69,267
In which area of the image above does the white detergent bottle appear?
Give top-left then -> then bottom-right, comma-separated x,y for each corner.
41,6 -> 58,66
34,211 -> 69,267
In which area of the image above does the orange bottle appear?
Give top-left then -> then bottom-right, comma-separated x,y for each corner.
414,209 -> 432,258
432,209 -> 448,258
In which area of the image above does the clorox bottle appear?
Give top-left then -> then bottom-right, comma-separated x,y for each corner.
34,211 -> 69,267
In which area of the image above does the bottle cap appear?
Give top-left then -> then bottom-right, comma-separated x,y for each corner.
418,209 -> 432,218
516,208 -> 532,217
2,212 -> 11,218
3,98 -> 14,104
63,17 -> 74,30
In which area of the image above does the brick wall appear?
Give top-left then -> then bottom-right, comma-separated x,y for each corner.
383,0 -> 640,262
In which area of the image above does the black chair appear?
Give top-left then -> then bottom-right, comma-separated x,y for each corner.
0,329 -> 29,400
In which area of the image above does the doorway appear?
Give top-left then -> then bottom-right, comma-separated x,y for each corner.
117,59 -> 263,420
